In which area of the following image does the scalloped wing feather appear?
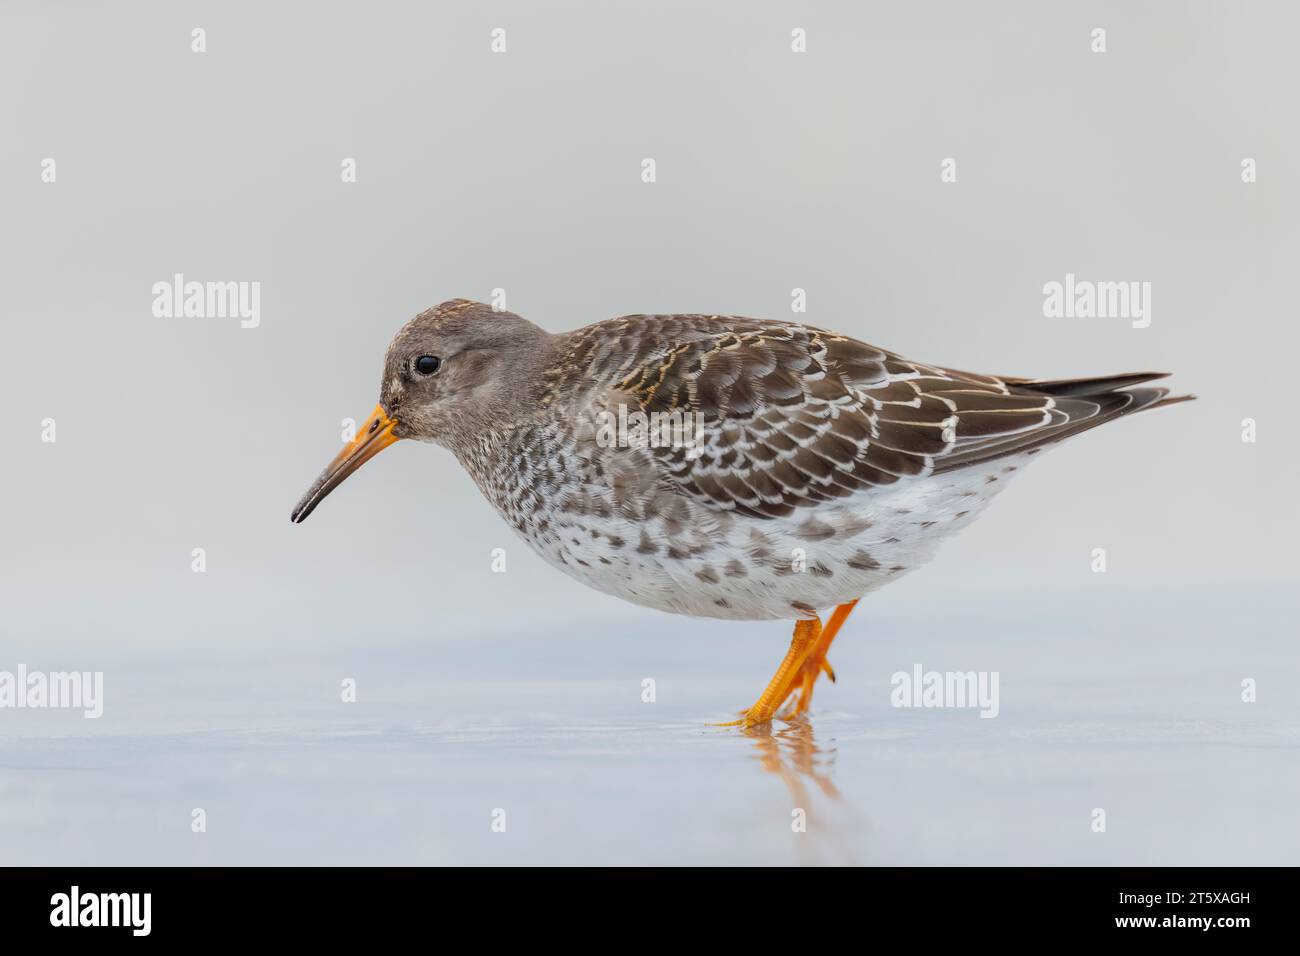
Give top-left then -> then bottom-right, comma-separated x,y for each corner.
557,314 -> 1183,519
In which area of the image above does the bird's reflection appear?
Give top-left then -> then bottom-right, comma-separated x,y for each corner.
742,714 -> 841,802
739,715 -> 865,865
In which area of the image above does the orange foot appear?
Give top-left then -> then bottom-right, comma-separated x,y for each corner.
781,599 -> 858,718
717,600 -> 860,728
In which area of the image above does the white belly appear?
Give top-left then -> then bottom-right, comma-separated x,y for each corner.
516,455 -> 1031,621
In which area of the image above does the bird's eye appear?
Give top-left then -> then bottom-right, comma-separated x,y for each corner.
414,355 -> 442,375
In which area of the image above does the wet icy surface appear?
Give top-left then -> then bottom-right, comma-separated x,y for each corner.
2,590 -> 1296,866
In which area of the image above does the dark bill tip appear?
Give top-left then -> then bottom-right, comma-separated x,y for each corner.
289,404 -> 400,524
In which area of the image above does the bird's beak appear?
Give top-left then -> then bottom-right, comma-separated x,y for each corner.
290,403 -> 401,523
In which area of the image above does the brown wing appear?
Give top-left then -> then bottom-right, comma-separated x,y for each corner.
569,315 -> 1183,519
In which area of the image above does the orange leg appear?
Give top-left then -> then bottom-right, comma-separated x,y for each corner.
718,617 -> 822,728
783,599 -> 859,717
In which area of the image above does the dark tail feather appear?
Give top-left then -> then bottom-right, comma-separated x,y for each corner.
1017,371 -> 1196,414
934,376 -> 1194,473
1013,371 -> 1170,397
1148,392 -> 1197,410
1008,375 -> 1196,453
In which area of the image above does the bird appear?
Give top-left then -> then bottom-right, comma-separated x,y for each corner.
290,299 -> 1191,727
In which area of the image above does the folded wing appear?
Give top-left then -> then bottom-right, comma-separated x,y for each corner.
575,316 -> 1187,519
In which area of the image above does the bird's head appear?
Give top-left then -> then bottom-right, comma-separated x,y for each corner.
290,299 -> 552,523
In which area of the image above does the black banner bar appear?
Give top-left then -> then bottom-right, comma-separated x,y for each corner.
0,866 -> 1280,942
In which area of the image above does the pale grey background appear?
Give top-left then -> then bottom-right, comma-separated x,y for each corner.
1,1 -> 1296,865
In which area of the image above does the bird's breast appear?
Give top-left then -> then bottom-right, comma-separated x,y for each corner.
456,427 -> 1028,620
